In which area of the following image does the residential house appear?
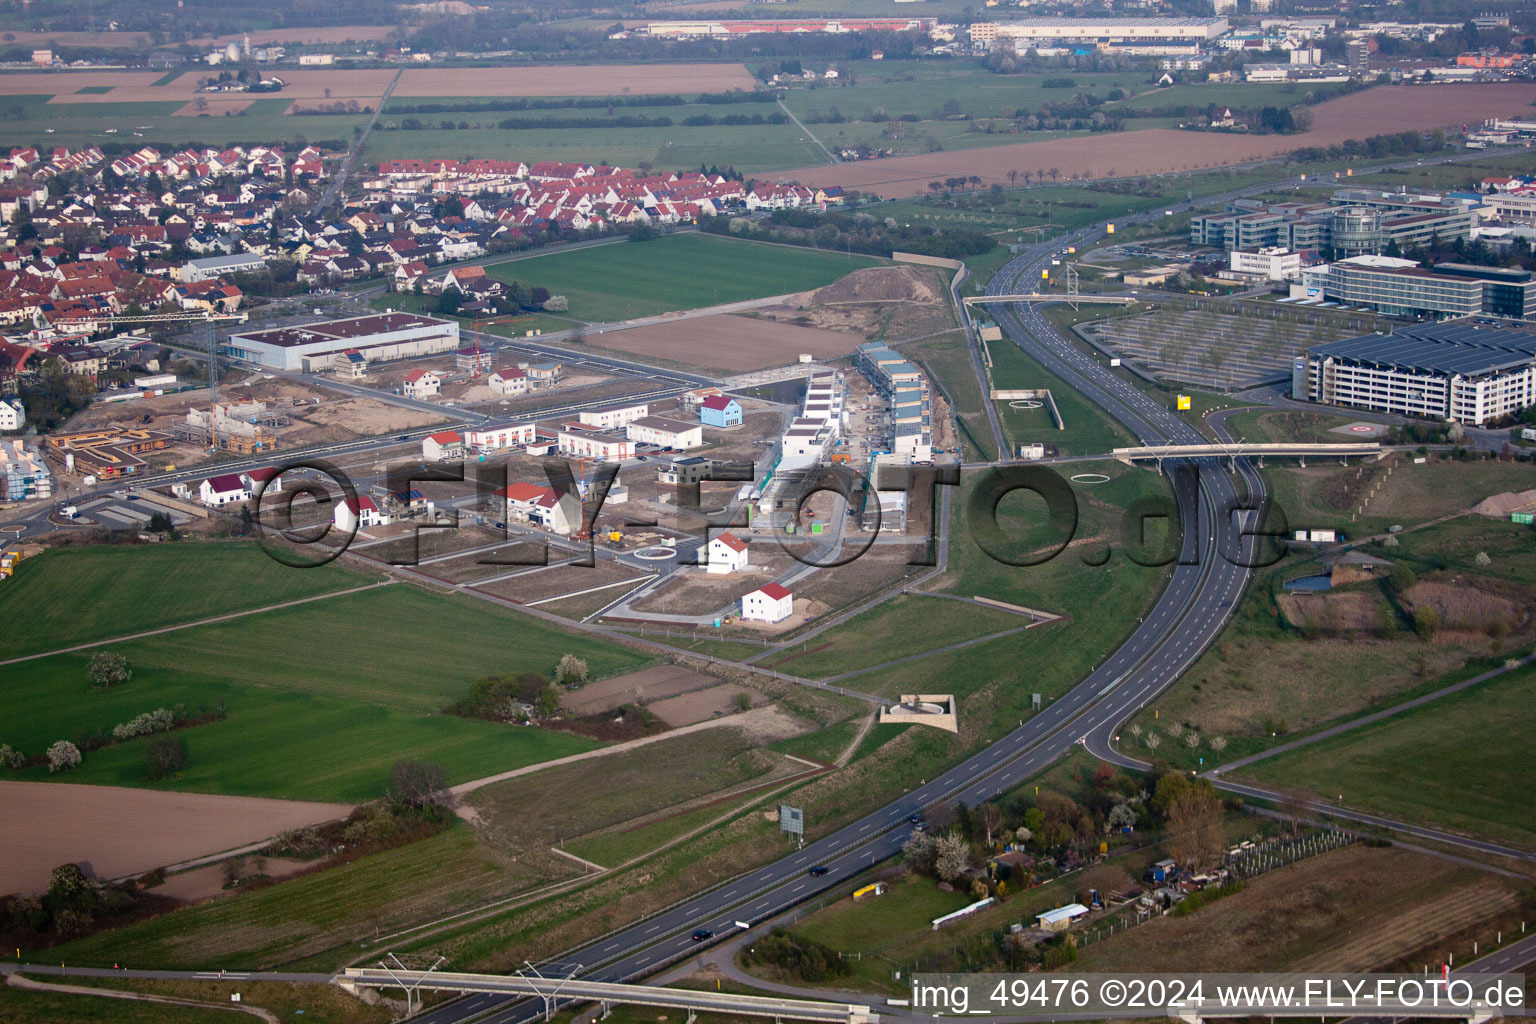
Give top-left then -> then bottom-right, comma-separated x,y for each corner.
403,368 -> 441,397
742,582 -> 793,623
496,481 -> 582,535
334,494 -> 389,530
198,472 -> 250,507
699,395 -> 743,427
422,429 -> 464,461
626,416 -> 703,450
488,367 -> 528,395
707,531 -> 750,574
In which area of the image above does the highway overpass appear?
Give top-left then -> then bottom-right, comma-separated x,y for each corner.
964,294 -> 1137,306
1111,442 -> 1382,466
340,968 -> 879,1024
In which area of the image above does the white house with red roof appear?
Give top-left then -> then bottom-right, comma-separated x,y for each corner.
465,421 -> 536,452
742,581 -> 793,623
198,472 -> 250,507
241,466 -> 283,495
422,429 -> 464,461
488,367 -> 528,396
403,368 -> 440,398
334,494 -> 389,531
706,531 -> 750,574
496,482 -> 581,535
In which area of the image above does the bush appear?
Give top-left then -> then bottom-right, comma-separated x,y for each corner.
46,740 -> 81,773
88,651 -> 132,689
0,744 -> 24,769
113,708 -> 175,741
745,928 -> 850,982
144,735 -> 188,780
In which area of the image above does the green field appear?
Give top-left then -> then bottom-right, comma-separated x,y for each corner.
483,232 -> 881,323
0,983 -> 235,1023
1243,665 -> 1536,850
0,542 -> 373,660
2,568 -> 652,801
0,93 -> 365,154
988,332 -> 1136,455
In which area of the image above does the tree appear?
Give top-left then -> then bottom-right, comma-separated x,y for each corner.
47,740 -> 82,773
1164,780 -> 1224,870
1277,788 -> 1310,835
539,683 -> 562,718
902,830 -> 937,872
145,735 -> 188,780
934,832 -> 972,882
389,760 -> 448,810
555,653 -> 589,685
1388,562 -> 1417,595
980,803 -> 1004,847
1106,802 -> 1137,833
47,863 -> 92,908
543,294 -> 568,312
734,691 -> 752,712
88,651 -> 132,689
1079,862 -> 1130,904
0,743 -> 24,769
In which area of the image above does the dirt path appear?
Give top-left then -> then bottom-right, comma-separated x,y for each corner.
835,711 -> 877,768
0,579 -> 393,667
6,972 -> 280,1024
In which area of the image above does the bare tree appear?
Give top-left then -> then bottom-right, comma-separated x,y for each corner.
1184,732 -> 1201,750
1144,731 -> 1162,751
1277,789 -> 1310,835
1165,782 -> 1224,870
980,803 -> 1004,848
1208,736 -> 1227,754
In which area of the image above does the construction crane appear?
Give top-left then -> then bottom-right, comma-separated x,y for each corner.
70,308 -> 252,450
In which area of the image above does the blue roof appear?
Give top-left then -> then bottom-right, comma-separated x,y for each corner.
1310,323 -> 1536,377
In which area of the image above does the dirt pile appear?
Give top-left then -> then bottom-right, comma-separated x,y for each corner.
1472,489 -> 1536,517
807,265 -> 940,306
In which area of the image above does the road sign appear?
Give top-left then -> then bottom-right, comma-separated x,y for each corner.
1176,395 -> 1192,411
779,804 -> 804,836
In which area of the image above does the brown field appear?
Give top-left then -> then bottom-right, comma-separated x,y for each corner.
392,63 -> 757,98
561,664 -> 724,715
647,682 -> 760,726
632,570 -> 775,615
1275,589 -> 1388,633
1072,843 -> 1523,973
0,781 -> 350,896
784,84 -> 1536,197
173,97 -> 256,117
470,559 -> 651,605
1403,579 -> 1526,635
590,313 -> 858,372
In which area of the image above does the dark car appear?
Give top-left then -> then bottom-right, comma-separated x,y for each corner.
808,865 -> 830,876
397,434 -> 411,441
691,929 -> 713,942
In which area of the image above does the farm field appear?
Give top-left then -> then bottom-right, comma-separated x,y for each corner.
46,823 -> 571,970
585,313 -> 860,372
0,780 -> 349,896
482,233 -> 882,323
1,580 -> 649,801
1242,665 -> 1536,850
390,63 -> 757,98
0,541 -> 373,661
0,983 -> 236,1024
20,975 -> 392,1024
779,84 -> 1536,196
466,727 -> 794,852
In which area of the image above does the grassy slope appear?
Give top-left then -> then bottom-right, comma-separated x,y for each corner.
483,233 -> 881,323
1242,666 -> 1536,850
0,542 -> 372,660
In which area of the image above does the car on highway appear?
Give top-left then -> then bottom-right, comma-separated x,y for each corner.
808,865 -> 830,876
691,929 -> 713,942
397,434 -> 410,441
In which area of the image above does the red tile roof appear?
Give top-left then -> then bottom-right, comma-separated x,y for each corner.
757,582 -> 792,601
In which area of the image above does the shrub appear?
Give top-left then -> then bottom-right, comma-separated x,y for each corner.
112,708 -> 175,741
88,651 -> 132,689
0,744 -> 24,769
144,735 -> 188,780
46,740 -> 81,773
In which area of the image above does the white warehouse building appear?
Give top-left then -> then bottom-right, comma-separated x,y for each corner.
224,312 -> 460,371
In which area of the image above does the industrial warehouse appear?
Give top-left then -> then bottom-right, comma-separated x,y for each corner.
1298,323 -> 1536,425
222,312 -> 460,371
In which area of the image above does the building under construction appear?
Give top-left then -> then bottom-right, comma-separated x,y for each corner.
176,400 -> 287,453
45,429 -> 173,479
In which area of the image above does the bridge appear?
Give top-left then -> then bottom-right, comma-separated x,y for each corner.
964,294 -> 1138,306
1111,442 -> 1383,467
340,968 -> 879,1024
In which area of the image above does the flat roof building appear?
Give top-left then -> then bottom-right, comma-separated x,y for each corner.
224,312 -> 459,371
1301,322 -> 1536,425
